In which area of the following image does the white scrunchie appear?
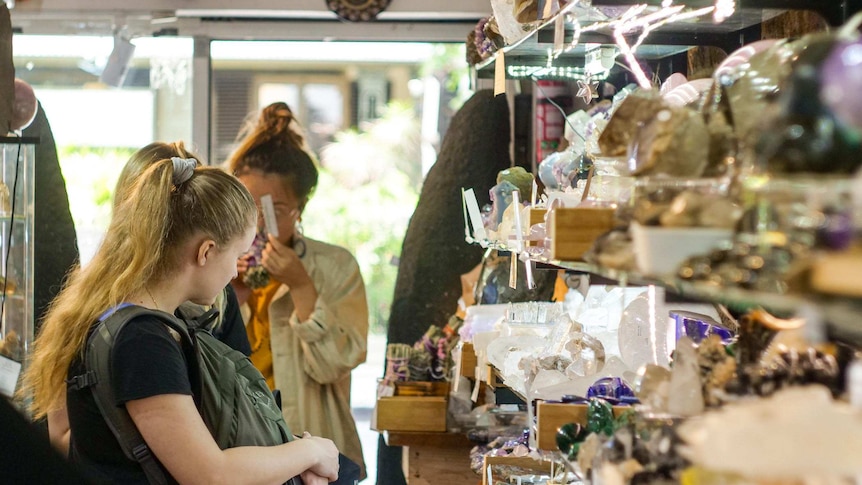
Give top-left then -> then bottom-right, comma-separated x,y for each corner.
171,157 -> 197,186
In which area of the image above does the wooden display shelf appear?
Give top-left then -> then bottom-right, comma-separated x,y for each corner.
386,431 -> 478,485
475,238 -> 862,347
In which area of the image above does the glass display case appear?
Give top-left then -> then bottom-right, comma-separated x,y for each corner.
0,137 -> 35,400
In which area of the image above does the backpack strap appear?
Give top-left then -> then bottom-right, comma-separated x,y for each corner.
176,287 -> 227,332
70,305 -> 197,485
177,305 -> 220,334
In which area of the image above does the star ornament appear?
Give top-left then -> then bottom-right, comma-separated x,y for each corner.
577,79 -> 599,104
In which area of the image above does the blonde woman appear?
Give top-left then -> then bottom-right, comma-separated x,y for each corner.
114,141 -> 251,356
23,151 -> 339,484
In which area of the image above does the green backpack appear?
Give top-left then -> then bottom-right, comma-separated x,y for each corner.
68,304 -> 297,485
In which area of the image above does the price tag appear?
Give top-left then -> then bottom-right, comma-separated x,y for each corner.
260,194 -> 280,238
554,14 -> 565,54
0,354 -> 21,398
471,372 -> 482,402
463,188 -> 487,241
494,50 -> 506,96
542,0 -> 555,20
453,346 -> 463,393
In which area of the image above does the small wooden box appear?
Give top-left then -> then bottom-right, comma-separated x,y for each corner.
550,207 -> 616,261
374,381 -> 450,433
374,396 -> 447,432
459,343 -> 477,379
536,402 -> 629,451
482,455 -> 553,485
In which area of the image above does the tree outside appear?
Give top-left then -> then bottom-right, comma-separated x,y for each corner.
303,103 -> 422,334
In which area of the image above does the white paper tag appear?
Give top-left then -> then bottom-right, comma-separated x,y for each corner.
542,0 -> 555,20
512,190 -> 524,252
461,189 -> 473,242
463,188 -> 488,241
554,12 -> 565,54
260,194 -> 280,238
0,354 -> 22,398
453,346 -> 463,393
494,50 -> 506,96
377,380 -> 395,398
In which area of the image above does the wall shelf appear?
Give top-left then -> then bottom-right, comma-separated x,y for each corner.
474,0 -> 862,80
473,237 -> 862,346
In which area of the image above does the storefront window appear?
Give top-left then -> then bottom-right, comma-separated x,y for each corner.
211,40 -> 467,333
13,35 -> 194,264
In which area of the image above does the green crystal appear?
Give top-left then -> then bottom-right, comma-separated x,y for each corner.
587,398 -> 615,436
556,422 -> 588,459
496,166 -> 534,200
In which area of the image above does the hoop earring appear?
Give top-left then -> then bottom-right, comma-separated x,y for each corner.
293,219 -> 306,258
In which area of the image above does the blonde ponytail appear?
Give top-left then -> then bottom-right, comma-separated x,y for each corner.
22,156 -> 255,418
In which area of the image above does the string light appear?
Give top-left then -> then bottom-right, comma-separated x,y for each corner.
554,0 -> 735,89
507,64 -> 611,80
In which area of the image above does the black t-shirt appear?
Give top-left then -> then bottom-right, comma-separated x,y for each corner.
212,284 -> 252,356
67,315 -> 192,485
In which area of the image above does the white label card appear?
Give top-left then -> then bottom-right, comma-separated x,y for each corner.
463,188 -> 487,241
0,354 -> 21,398
554,14 -> 565,54
494,50 -> 506,96
260,194 -> 280,238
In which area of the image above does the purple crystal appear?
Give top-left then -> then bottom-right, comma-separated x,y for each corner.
821,40 -> 862,131
587,377 -> 636,401
817,208 -> 853,251
671,310 -> 734,344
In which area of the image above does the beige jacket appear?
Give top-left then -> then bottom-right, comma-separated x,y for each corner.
245,237 -> 369,477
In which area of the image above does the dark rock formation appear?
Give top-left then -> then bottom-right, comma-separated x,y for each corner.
386,89 -> 512,346
24,102 -> 79,330
378,89 -> 513,485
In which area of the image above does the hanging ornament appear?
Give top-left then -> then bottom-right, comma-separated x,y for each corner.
11,78 -> 37,131
326,0 -> 391,22
576,78 -> 598,104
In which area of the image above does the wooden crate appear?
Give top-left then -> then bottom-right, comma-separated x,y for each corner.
482,455 -> 554,485
549,207 -> 616,261
536,402 -> 630,451
374,396 -> 448,432
374,381 -> 450,433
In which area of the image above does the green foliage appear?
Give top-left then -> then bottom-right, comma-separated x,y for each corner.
57,146 -> 135,234
303,104 -> 421,334
422,44 -> 472,112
